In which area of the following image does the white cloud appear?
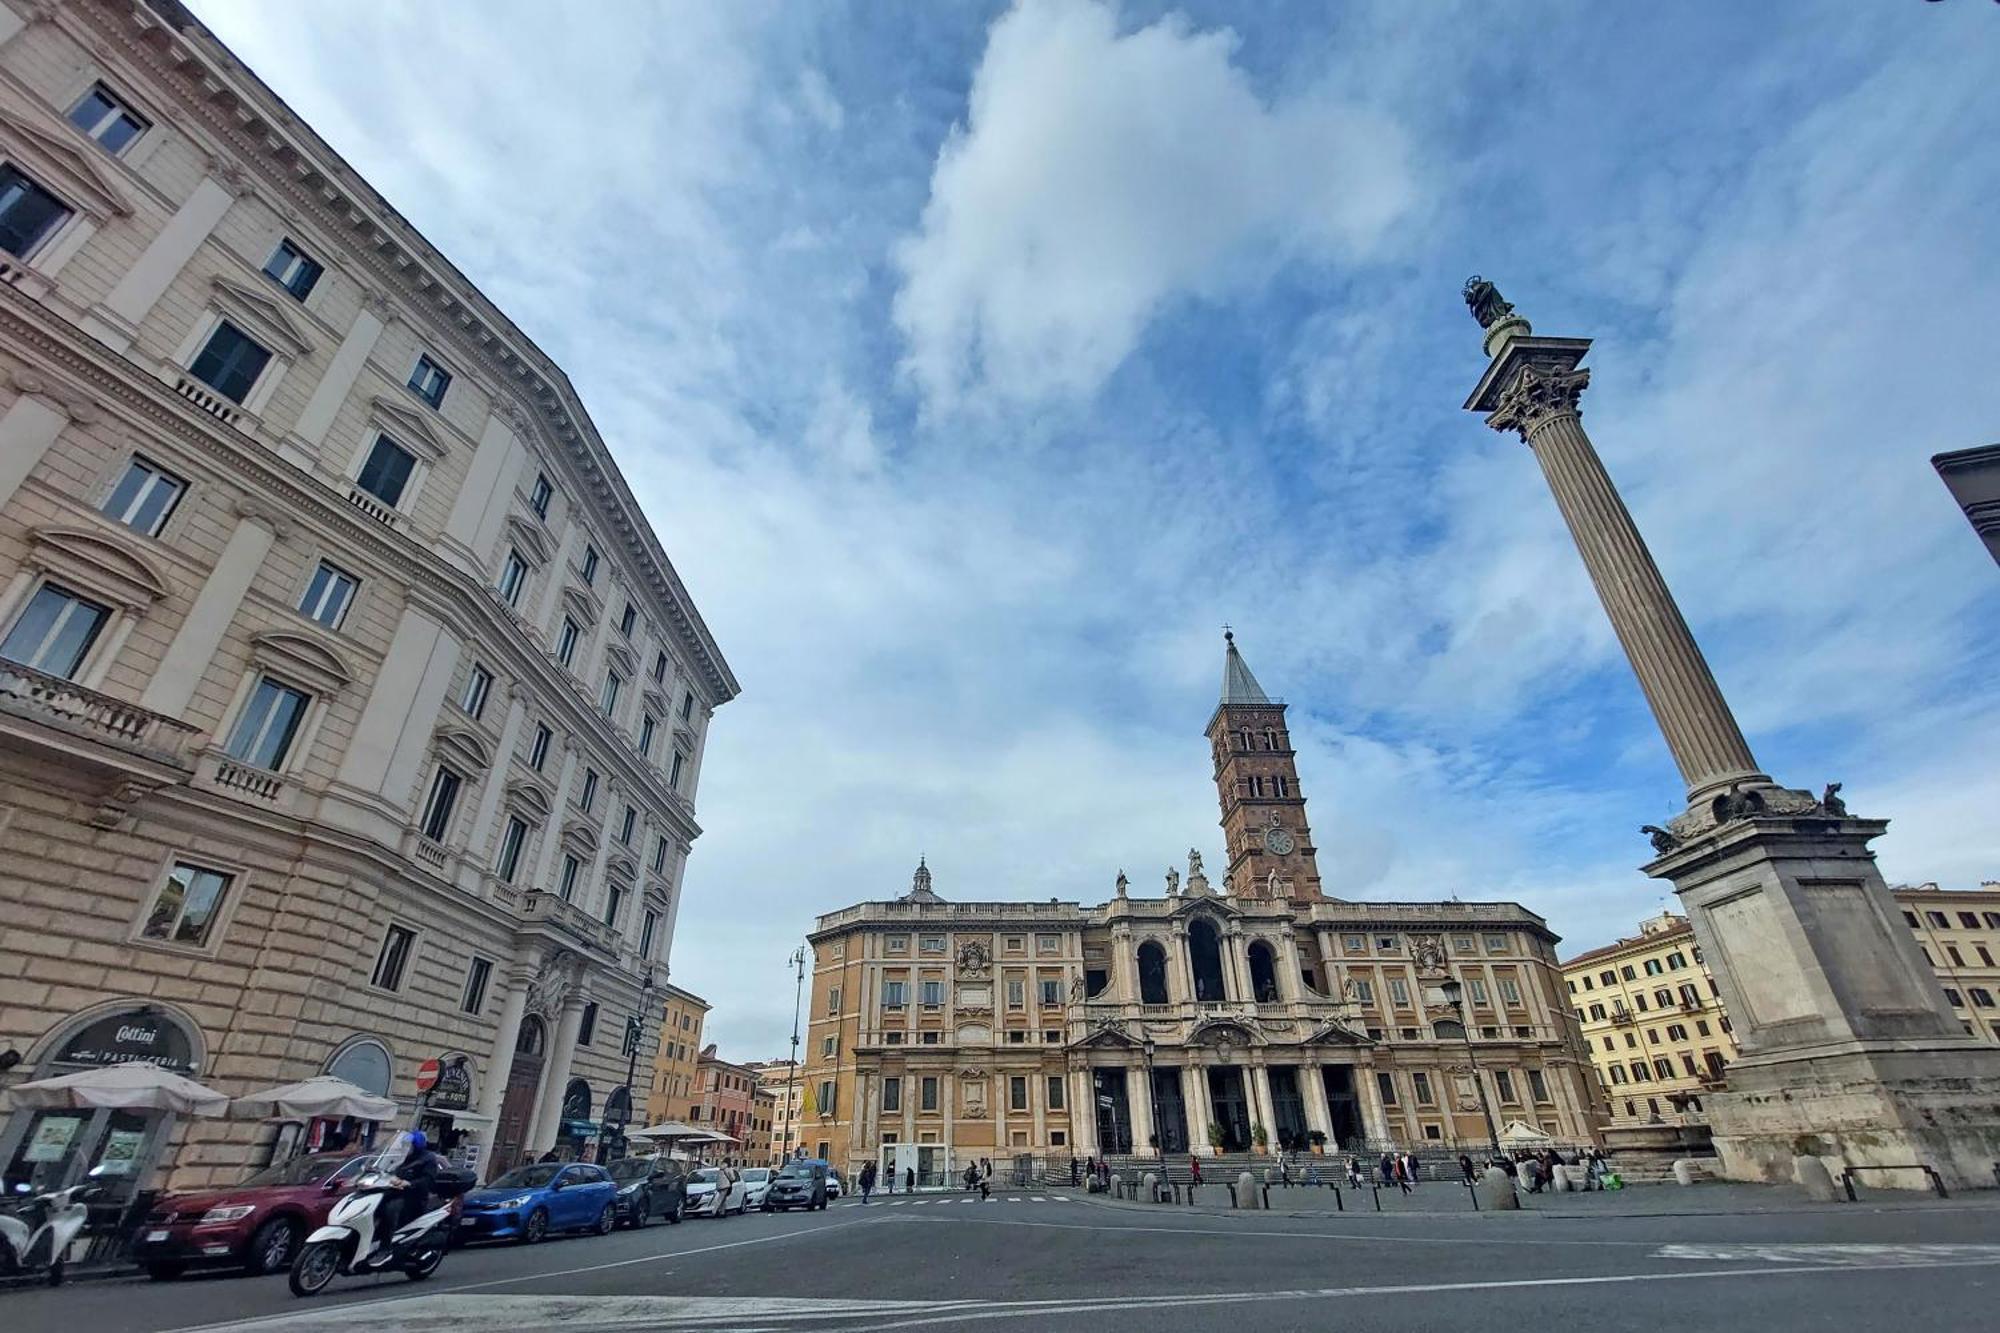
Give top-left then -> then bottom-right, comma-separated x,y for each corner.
892,0 -> 1414,411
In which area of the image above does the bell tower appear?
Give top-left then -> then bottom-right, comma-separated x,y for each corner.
1206,632 -> 1324,900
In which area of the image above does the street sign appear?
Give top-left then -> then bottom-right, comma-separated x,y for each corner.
622,1017 -> 641,1058
415,1057 -> 441,1092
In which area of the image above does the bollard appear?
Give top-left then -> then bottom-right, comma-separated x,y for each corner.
1261,1184 -> 1271,1209
1793,1155 -> 1840,1202
1237,1172 -> 1260,1211
1142,1171 -> 1160,1203
1332,1185 -> 1343,1212
1465,1180 -> 1480,1212
1226,1182 -> 1237,1208
1475,1165 -> 1520,1211
1671,1159 -> 1698,1187
1370,1184 -> 1381,1212
1550,1163 -> 1571,1193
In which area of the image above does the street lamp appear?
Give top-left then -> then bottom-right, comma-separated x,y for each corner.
1141,1035 -> 1163,1174
1439,978 -> 1502,1158
783,947 -> 806,1161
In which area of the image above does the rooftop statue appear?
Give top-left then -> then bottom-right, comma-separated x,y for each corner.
1463,275 -> 1515,329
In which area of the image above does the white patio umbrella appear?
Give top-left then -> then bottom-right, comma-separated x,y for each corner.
230,1075 -> 397,1122
1497,1119 -> 1556,1148
626,1120 -> 703,1141
4,1063 -> 230,1116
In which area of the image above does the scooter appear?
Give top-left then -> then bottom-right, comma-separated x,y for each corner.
288,1169 -> 455,1297
0,1183 -> 96,1286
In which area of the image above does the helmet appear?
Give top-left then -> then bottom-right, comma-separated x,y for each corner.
408,1130 -> 428,1154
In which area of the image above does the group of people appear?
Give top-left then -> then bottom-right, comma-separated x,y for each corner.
1491,1146 -> 1613,1192
1068,1157 -> 1116,1192
960,1157 -> 996,1198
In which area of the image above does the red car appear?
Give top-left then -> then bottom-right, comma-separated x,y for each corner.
134,1152 -> 382,1280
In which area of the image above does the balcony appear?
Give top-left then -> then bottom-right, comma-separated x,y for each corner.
344,486 -> 401,529
0,660 -> 199,779
1610,1006 -> 1638,1026
198,749 -> 288,804
517,888 -> 619,956
172,374 -> 244,427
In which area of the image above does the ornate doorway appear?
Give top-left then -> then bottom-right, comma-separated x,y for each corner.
490,1016 -> 545,1175
1206,1066 -> 1251,1151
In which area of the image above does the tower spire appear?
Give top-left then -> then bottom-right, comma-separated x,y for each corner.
1219,630 -> 1270,705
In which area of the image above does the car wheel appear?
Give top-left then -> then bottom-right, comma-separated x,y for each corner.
630,1202 -> 649,1229
593,1203 -> 615,1236
145,1262 -> 186,1282
521,1208 -> 549,1245
245,1216 -> 299,1275
667,1200 -> 683,1224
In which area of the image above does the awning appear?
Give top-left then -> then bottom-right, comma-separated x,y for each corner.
5,1063 -> 230,1116
232,1075 -> 397,1122
427,1109 -> 494,1126
627,1120 -> 703,1141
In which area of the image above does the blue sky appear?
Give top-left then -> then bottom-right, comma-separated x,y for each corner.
194,1 -> 2000,1057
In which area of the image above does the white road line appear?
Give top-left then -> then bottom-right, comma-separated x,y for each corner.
922,1214 -> 1672,1250
1008,1196 -> 1022,1202
1030,1196 -> 1046,1202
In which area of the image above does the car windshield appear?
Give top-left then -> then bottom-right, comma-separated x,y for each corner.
690,1169 -> 718,1184
237,1155 -> 353,1188
607,1159 -> 654,1182
776,1166 -> 812,1180
486,1164 -> 562,1190
741,1169 -> 770,1182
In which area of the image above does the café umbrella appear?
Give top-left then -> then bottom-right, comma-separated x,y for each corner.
230,1075 -> 397,1122
4,1062 -> 230,1116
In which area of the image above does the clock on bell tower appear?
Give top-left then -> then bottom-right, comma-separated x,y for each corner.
1206,631 -> 1326,901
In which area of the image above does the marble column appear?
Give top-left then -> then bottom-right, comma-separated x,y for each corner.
1300,1063 -> 1334,1144
1358,1068 -> 1396,1146
1247,1063 -> 1275,1147
529,991 -> 589,1154
473,958 -> 534,1180
1185,1065 -> 1214,1155
1070,1069 -> 1095,1157
1129,1063 -> 1154,1154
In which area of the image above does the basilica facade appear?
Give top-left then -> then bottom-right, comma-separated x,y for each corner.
797,639 -> 1604,1178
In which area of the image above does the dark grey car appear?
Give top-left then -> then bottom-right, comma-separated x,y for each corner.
762,1162 -> 828,1212
607,1156 -> 686,1227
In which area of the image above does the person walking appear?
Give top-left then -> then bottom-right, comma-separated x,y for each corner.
1378,1151 -> 1396,1188
977,1157 -> 992,1201
1393,1155 -> 1413,1196
1458,1153 -> 1477,1185
1401,1151 -> 1420,1189
1346,1157 -> 1362,1190
905,1165 -> 916,1194
859,1160 -> 876,1203
1189,1155 -> 1204,1189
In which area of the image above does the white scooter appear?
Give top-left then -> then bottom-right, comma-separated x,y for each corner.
0,1182 -> 96,1286
288,1167 -> 454,1297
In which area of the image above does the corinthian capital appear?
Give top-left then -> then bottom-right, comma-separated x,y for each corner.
1485,363 -> 1590,441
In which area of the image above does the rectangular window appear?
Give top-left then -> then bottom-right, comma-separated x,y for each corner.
1482,934 -> 1508,954
0,164 -> 71,258
600,671 -> 622,716
461,956 -> 493,1014
224,676 -> 310,770
1467,978 -> 1489,1005
261,238 -> 322,301
1411,1071 -> 1434,1105
1039,979 -> 1060,1006
1352,979 -> 1374,1004
639,713 -> 657,757
920,1077 -> 938,1111
556,617 -> 581,667
1006,979 -> 1025,1008
921,980 -> 944,1006
651,836 -> 669,874
1947,945 -> 1966,967
1498,977 -> 1522,1007
372,923 -> 416,990
102,455 -> 187,536
1376,936 -> 1398,952
1944,987 -> 1964,1008
1609,1065 -> 1627,1085
355,434 -> 416,507
619,804 -> 636,845
140,861 -> 232,947
496,815 -> 530,882
497,549 -> 529,607
188,320 -> 273,406
1926,910 -> 1949,928
1654,1058 -> 1674,1080
1387,977 -> 1410,1007
1494,1070 -> 1516,1102
669,752 -> 685,789
1047,1075 -> 1065,1109
827,986 -> 841,1016
680,691 -> 695,722
1666,953 -> 1686,971
419,766 -> 462,841
1971,988 -> 1996,1009
578,1002 -> 598,1047
882,980 -> 907,1007
581,544 -> 600,586
1010,1076 -> 1028,1112
68,83 -> 148,154
619,603 -> 637,638
640,909 -> 658,959
1621,965 -> 1637,981
883,1077 -> 902,1112
529,472 -> 553,519
1527,1068 -> 1550,1103
461,663 -> 493,720
579,768 -> 599,812
558,853 -> 580,899
529,723 -> 552,771
1375,1071 -> 1398,1106
652,651 -> 669,684
602,882 -> 624,928
298,560 -> 358,629
408,354 -> 451,408
1,582 -> 109,679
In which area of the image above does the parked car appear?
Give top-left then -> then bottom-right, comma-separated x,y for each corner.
736,1167 -> 773,1210
825,1167 -> 845,1200
458,1162 -> 617,1243
607,1156 -> 686,1228
762,1161 -> 828,1212
135,1151 -> 378,1281
684,1167 -> 747,1217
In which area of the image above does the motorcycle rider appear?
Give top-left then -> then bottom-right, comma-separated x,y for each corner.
371,1131 -> 442,1259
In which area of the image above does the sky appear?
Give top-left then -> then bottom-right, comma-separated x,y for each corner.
192,1 -> 2000,1059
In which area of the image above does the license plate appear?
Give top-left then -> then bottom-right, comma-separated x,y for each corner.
146,1230 -> 169,1242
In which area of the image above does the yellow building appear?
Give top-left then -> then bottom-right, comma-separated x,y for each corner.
1563,883 -> 2000,1128
644,984 -> 709,1124
748,1059 -> 804,1162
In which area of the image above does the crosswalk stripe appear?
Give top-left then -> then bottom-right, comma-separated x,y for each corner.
1008,1196 -> 1022,1202
1031,1196 -> 1046,1202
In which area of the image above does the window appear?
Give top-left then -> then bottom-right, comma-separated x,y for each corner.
1375,1072 -> 1398,1106
651,836 -> 669,874
1629,1061 -> 1649,1082
602,882 -> 623,928
1007,979 -> 1025,1008
408,354 -> 451,408
1039,979 -> 1060,1006
461,663 -> 493,719
1351,979 -> 1374,1004
1654,1059 -> 1674,1080
1927,911 -> 1949,928
1902,910 -> 1920,927
1971,988 -> 1996,1009
496,815 -> 530,883
1943,988 -> 1964,1008
294,559 -> 360,629
1666,952 -> 1687,971
882,980 -> 907,1007
224,676 -> 311,770
1947,945 -> 1965,967
669,752 -> 685,789
461,956 -> 493,1014
652,651 -> 669,684
600,671 -> 622,716
140,861 -> 232,946
1599,971 -> 1616,987
581,544 -> 600,586
372,924 -> 416,990
1047,1076 -> 1065,1109
1621,965 -> 1636,981
1411,1072 -> 1434,1105
1527,1069 -> 1550,1103
1642,958 -> 1663,976
826,986 -> 841,1016
1655,989 -> 1672,1008
1343,935 -> 1365,953
68,84 -> 147,154
886,935 -> 909,953
102,455 -> 187,536
578,1002 -> 598,1046
1467,978 -> 1489,1005
529,723 -> 552,771
921,980 -> 944,1006
530,472 -> 553,519
262,238 -> 322,301
619,603 -> 637,638
1666,1023 -> 1688,1041
1010,1077 -> 1028,1112
419,766 -> 462,841
1388,977 -> 1411,1007
355,434 -> 416,507
188,321 -> 271,405
1498,977 -> 1522,1007
1588,1003 -> 1606,1021
1482,934 -> 1507,954
1646,1028 -> 1661,1045
556,617 -> 581,668
639,713 -> 657,758
558,856 -> 582,899
919,935 -> 945,954
1376,936 -> 1399,952
1609,1065 -> 1627,1085
680,691 -> 695,722
640,909 -> 658,959
1,583 -> 108,678
579,768 -> 599,812
498,549 -> 529,607
0,165 -> 70,258
1494,1070 -> 1516,1103
883,1077 -> 902,1112
920,1077 -> 938,1111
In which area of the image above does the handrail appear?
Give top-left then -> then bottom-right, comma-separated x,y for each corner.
1839,1163 -> 1947,1200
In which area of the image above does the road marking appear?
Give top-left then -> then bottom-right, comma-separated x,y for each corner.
1031,1196 -> 1046,1202
1657,1243 -> 2000,1266
924,1214 -> 1670,1249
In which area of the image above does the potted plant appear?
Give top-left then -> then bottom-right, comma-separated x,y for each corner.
1307,1130 -> 1328,1156
1206,1120 -> 1226,1151
1251,1122 -> 1269,1151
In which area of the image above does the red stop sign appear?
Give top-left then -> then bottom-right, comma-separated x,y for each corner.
416,1058 -> 440,1092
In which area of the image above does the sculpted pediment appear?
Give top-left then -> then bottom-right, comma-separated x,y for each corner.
250,629 -> 355,693
368,395 -> 447,461
211,277 -> 313,357
504,514 -> 553,565
29,526 -> 169,607
432,725 -> 492,773
0,98 -> 134,218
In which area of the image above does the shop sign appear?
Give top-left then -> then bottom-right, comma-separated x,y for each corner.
24,1116 -> 81,1162
54,1011 -> 196,1073
428,1054 -> 474,1111
95,1127 -> 146,1176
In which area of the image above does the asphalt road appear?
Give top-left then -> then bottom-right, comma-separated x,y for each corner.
5,1189 -> 2000,1332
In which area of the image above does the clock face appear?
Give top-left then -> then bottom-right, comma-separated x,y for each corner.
1263,825 -> 1295,855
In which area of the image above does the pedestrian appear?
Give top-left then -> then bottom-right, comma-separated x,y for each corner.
1070,1156 -> 1080,1187
1401,1151 -> 1420,1189
1189,1155 -> 1204,1188
1378,1151 -> 1395,1188
859,1160 -> 876,1203
963,1162 -> 978,1192
978,1157 -> 992,1200
905,1165 -> 916,1194
1346,1157 -> 1362,1190
1458,1153 -> 1476,1185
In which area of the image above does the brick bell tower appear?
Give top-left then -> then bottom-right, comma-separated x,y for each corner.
1206,631 -> 1325,901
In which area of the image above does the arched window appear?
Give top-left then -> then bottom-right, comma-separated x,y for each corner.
1137,942 -> 1170,1005
1433,1018 -> 1466,1041
1247,941 -> 1280,1003
1188,918 -> 1227,1002
326,1037 -> 393,1097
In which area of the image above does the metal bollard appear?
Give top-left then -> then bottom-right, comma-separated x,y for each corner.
1332,1185 -> 1343,1212
1371,1184 -> 1381,1212
1466,1180 -> 1480,1212
1226,1183 -> 1237,1208
1261,1184 -> 1271,1209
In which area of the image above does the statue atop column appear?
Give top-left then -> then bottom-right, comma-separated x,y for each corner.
1462,275 -> 1514,328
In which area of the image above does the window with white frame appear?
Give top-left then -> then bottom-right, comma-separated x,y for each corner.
224,676 -> 311,770
67,84 -> 148,155
461,956 -> 492,1014
529,722 -> 551,771
140,861 -> 232,948
1388,977 -> 1411,1007
408,353 -> 450,409
881,980 -> 907,1007
297,560 -> 358,629
921,980 -> 944,1006
556,617 -> 581,668
354,434 -> 416,508
529,471 -> 552,519
0,582 -> 109,679
460,663 -> 493,720
187,320 -> 271,405
495,815 -> 530,883
558,853 -> 582,901
1498,976 -> 1523,1006
262,238 -> 322,302
371,923 -> 417,991
668,751 -> 684,790
600,671 -> 622,716
419,765 -> 462,842
640,909 -> 658,959
100,455 -> 186,537
1038,978 -> 1060,1006
497,548 -> 528,607
0,165 -> 71,260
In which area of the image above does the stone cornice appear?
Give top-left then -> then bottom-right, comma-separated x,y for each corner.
98,0 -> 736,705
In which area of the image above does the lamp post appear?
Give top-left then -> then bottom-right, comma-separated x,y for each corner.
617,975 -> 657,1159
1440,978 -> 1501,1158
1142,1035 -> 1163,1174
783,946 -> 806,1160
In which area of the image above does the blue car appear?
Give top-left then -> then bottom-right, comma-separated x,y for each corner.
458,1162 -> 618,1244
